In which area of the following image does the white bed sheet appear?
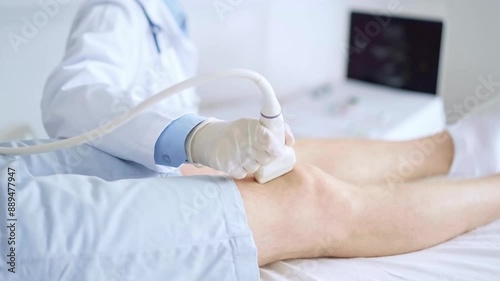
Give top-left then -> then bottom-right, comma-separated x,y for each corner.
260,219 -> 500,281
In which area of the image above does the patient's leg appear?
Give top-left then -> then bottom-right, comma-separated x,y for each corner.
182,132 -> 454,185
294,132 -> 454,185
238,164 -> 500,265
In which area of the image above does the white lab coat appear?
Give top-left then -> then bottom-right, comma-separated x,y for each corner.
42,0 -> 200,172
0,140 -> 259,281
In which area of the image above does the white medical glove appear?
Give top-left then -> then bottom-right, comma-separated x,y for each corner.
186,118 -> 295,179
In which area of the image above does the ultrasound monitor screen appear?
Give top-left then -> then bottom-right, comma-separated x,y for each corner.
347,12 -> 443,95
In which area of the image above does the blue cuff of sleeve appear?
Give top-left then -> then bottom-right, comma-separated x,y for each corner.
154,114 -> 206,167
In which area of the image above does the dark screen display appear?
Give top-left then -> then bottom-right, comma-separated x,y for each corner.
347,12 -> 443,95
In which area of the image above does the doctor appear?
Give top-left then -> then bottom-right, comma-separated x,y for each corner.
42,0 -> 293,177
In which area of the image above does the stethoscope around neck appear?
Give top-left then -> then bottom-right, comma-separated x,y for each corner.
135,0 -> 162,54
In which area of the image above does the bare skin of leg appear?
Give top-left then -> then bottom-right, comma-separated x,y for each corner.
181,132 -> 454,185
182,132 -> 500,266
293,132 -> 454,185
237,164 -> 500,266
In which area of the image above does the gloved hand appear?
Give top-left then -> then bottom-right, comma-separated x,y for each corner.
185,118 -> 295,179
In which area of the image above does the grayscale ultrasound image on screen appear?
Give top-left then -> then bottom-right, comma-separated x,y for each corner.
347,12 -> 443,95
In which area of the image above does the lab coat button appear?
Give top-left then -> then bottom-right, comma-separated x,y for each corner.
163,154 -> 171,163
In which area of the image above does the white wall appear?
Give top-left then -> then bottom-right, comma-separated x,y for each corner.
182,0 -> 450,104
0,0 -> 83,140
181,0 -> 341,105
1,0 -> 499,141
441,0 -> 500,122
184,0 -> 500,122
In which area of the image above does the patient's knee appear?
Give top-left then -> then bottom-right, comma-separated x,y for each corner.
283,163 -> 322,191
280,164 -> 362,256
239,164 -> 362,262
